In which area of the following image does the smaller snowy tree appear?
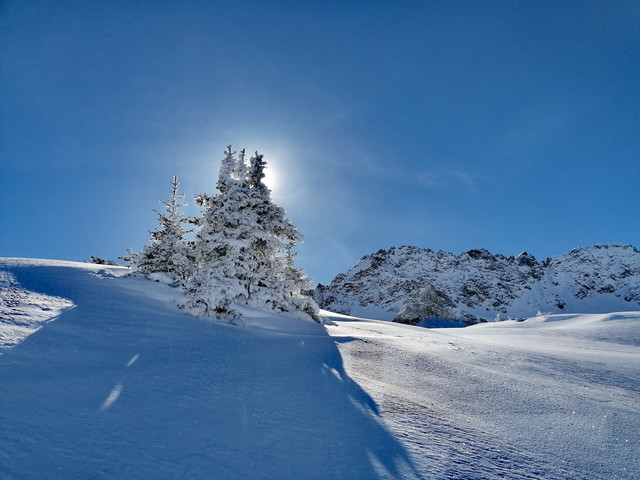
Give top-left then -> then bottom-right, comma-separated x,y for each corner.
277,245 -> 319,320
126,175 -> 194,285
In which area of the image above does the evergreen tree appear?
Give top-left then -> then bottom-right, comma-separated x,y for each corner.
187,147 -> 257,319
240,151 -> 317,318
186,147 -> 319,322
127,175 -> 193,285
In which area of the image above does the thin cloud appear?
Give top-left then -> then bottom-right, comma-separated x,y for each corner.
415,170 -> 476,192
319,145 -> 478,194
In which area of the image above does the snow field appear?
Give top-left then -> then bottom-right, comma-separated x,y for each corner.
324,311 -> 640,479
1,258 -> 638,479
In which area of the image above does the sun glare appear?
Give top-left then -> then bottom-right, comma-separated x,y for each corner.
211,134 -> 295,202
263,160 -> 280,193
254,142 -> 290,199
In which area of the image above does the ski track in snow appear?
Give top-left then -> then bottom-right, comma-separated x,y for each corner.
324,312 -> 640,480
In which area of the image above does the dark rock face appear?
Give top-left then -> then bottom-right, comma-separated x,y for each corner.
314,244 -> 640,324
395,283 -> 456,325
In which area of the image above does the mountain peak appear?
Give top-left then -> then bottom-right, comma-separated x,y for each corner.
315,243 -> 640,324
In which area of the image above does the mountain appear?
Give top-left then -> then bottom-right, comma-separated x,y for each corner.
314,243 -> 640,324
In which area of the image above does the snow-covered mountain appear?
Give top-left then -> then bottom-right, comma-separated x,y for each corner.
315,243 -> 640,324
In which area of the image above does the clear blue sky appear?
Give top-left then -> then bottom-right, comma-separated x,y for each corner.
2,0 -> 639,284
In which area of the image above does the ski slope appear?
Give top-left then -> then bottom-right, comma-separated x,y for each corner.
1,258 -> 638,479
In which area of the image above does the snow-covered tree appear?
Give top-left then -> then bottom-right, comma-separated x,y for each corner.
126,175 -> 193,285
278,245 -> 319,320
241,151 -> 318,319
184,148 -> 250,315
186,147 -> 319,322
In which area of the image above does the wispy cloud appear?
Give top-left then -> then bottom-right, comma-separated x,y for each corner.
414,170 -> 476,192
313,144 -> 478,194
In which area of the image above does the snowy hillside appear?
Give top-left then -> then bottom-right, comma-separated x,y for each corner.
315,243 -> 640,324
1,258 -> 638,479
325,310 -> 640,479
0,259 -> 414,479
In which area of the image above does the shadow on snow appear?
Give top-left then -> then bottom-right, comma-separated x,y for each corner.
0,263 -> 420,479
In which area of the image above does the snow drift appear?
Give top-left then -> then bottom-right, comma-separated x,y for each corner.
0,258 -> 415,479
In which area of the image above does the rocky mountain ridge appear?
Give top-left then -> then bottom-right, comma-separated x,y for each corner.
314,243 -> 640,325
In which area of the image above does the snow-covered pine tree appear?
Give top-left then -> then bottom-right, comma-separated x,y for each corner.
187,147 -> 255,319
186,147 -> 319,322
278,244 -> 319,320
126,175 -> 193,285
241,151 -> 318,320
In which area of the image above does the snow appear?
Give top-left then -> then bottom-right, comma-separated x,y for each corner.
148,271 -> 179,285
0,259 -> 414,479
324,310 -> 640,479
0,260 -> 89,353
2,258 -> 638,479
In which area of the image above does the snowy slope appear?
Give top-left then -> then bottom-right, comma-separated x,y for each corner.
2,258 -> 638,479
325,310 -> 640,479
315,243 -> 640,323
0,259 -> 416,479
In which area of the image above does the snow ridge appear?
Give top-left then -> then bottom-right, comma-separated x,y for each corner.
314,243 -> 640,324
0,258 -> 417,479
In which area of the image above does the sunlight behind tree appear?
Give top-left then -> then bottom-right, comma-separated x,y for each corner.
262,160 -> 280,195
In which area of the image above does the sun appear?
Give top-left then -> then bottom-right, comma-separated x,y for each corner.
262,155 -> 281,194
224,137 -> 292,200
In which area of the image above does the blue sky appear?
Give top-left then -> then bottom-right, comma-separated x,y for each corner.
1,0 -> 639,285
